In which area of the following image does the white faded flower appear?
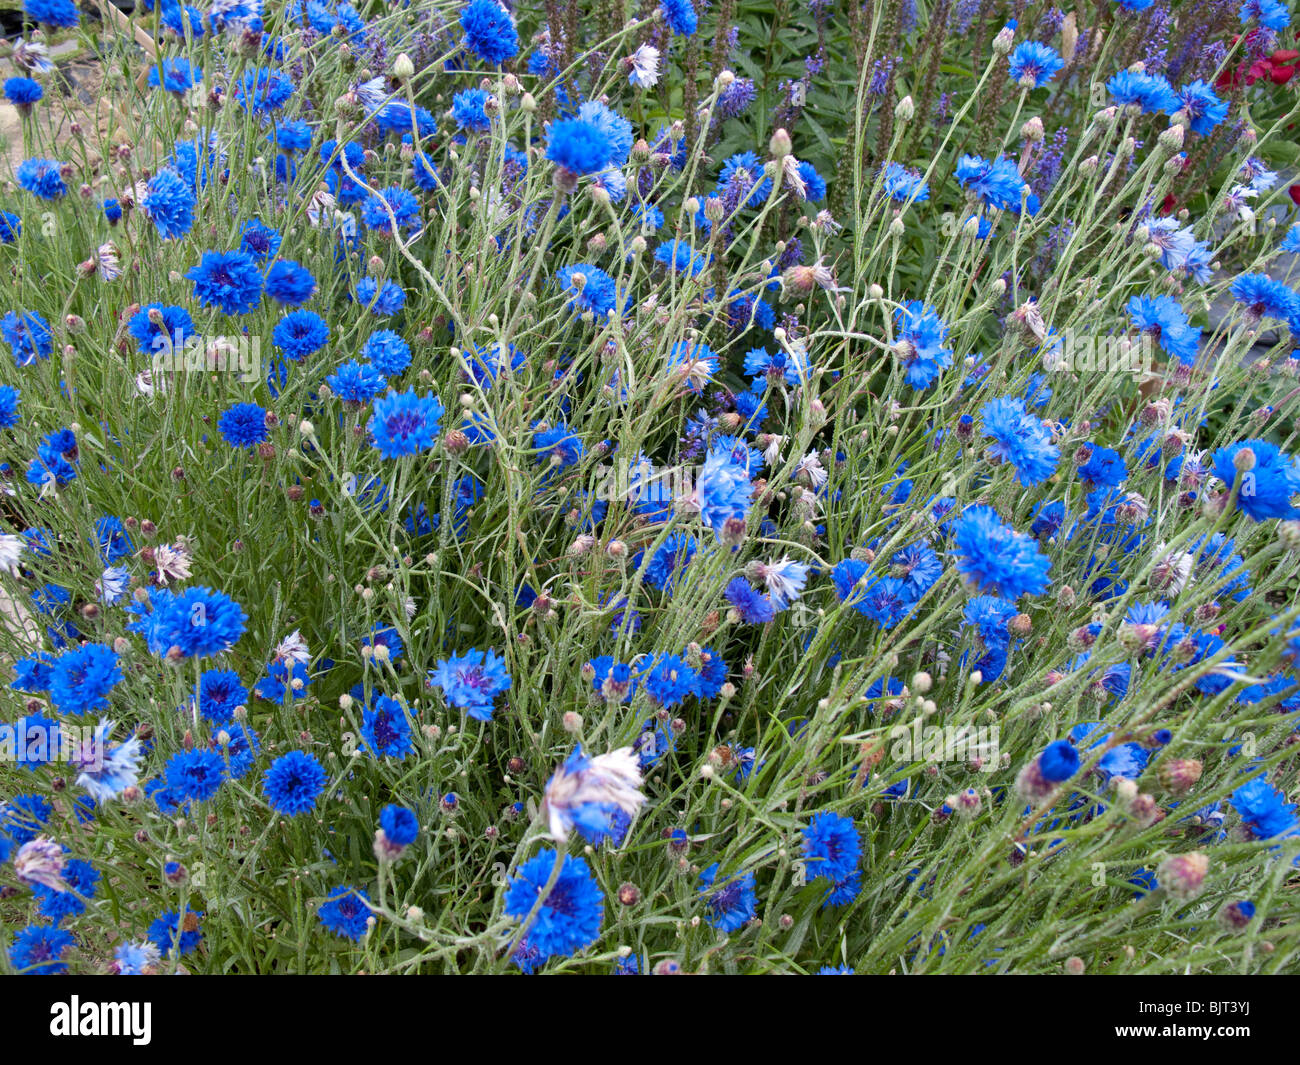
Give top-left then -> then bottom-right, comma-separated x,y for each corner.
626,44 -> 661,89
759,556 -> 810,609
0,533 -> 24,576
14,836 -> 66,892
542,745 -> 646,843
275,629 -> 311,667
782,155 -> 808,199
793,451 -> 828,489
152,541 -> 193,585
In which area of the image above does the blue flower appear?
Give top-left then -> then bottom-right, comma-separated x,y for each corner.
1007,41 -> 1063,87
318,886 -> 372,940
186,250 -> 264,315
1213,439 -> 1300,521
9,925 -> 75,974
262,750 -> 327,815
23,0 -> 78,25
1038,739 -> 1079,782
698,448 -> 752,539
147,58 -> 202,93
147,909 -> 204,958
197,669 -> 247,725
264,260 -> 317,306
35,859 -> 98,921
660,0 -> 698,35
1107,69 -> 1179,113
451,87 -> 492,131
327,360 -> 387,404
1240,0 -> 1291,31
360,185 -> 422,236
429,648 -> 511,720
235,67 -> 294,114
698,864 -> 759,931
556,263 -> 620,318
504,849 -> 604,960
460,0 -> 518,64
4,76 -> 43,106
0,384 -> 19,428
218,403 -> 269,448
1230,776 -> 1299,840
163,749 -> 226,803
882,161 -> 929,202
361,694 -> 414,759
894,301 -> 953,389
952,504 -> 1051,598
380,804 -> 419,846
725,577 -> 777,623
954,154 -> 1036,214
1230,272 -> 1298,324
240,218 -> 283,261
546,116 -> 614,175
1127,294 -> 1201,365
362,330 -> 411,377
369,389 -> 444,457
3,310 -> 53,366
354,277 -> 406,316
0,211 -> 19,242
801,811 -> 861,882
1078,445 -> 1127,488
641,653 -> 699,707
129,586 -> 248,658
273,310 -> 329,359
1175,79 -> 1228,135
980,396 -> 1059,485
655,238 -> 710,275
49,643 -> 122,715
16,157 -> 66,199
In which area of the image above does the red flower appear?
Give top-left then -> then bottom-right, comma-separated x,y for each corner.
1288,184 -> 1300,207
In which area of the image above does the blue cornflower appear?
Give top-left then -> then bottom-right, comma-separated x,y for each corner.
273,310 -> 329,360
94,516 -> 133,564
35,860 -> 99,922
326,360 -> 387,404
1230,272 -> 1298,324
954,154 -> 1036,213
641,653 -> 699,707
1176,80 -> 1229,135
361,694 -> 414,759
4,76 -> 44,107
546,117 -> 613,175
49,643 -> 122,715
1213,440 -> 1300,521
361,330 -> 411,377
147,909 -> 204,958
380,805 -> 419,846
267,118 -> 311,153
1230,776 -> 1299,840
354,277 -> 406,316
1078,445 -> 1127,488
24,0 -> 79,25
725,577 -> 777,623
952,504 -> 1051,598
0,211 -> 19,242
239,218 -> 283,261
556,263 -> 620,318
643,533 -> 698,592
262,750 -> 326,815
504,850 -> 604,960
881,161 -> 930,202
217,403 -> 269,448
361,185 -> 422,236
9,925 -> 75,974
660,0 -> 698,34
1240,0 -> 1291,31
148,58 -> 202,93
15,158 -> 66,199
460,0 -> 518,63
655,238 -> 710,275
186,250 -> 264,315
369,389 -> 444,457
1107,69 -> 1180,113
894,301 -> 954,388
235,67 -> 295,114
196,669 -> 247,725
698,864 -> 759,931
129,586 -> 248,658
0,384 -> 20,429
1038,739 -> 1079,782
802,812 -> 861,882
451,87 -> 492,132
962,595 -> 1018,647
979,395 -> 1060,485
318,886 -> 373,939
1127,294 -> 1201,364
1007,41 -> 1063,87
532,421 -> 584,467
2,310 -> 53,366
264,260 -> 317,306
698,448 -> 752,539
128,303 -> 194,353
163,749 -> 226,803
429,648 -> 511,719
